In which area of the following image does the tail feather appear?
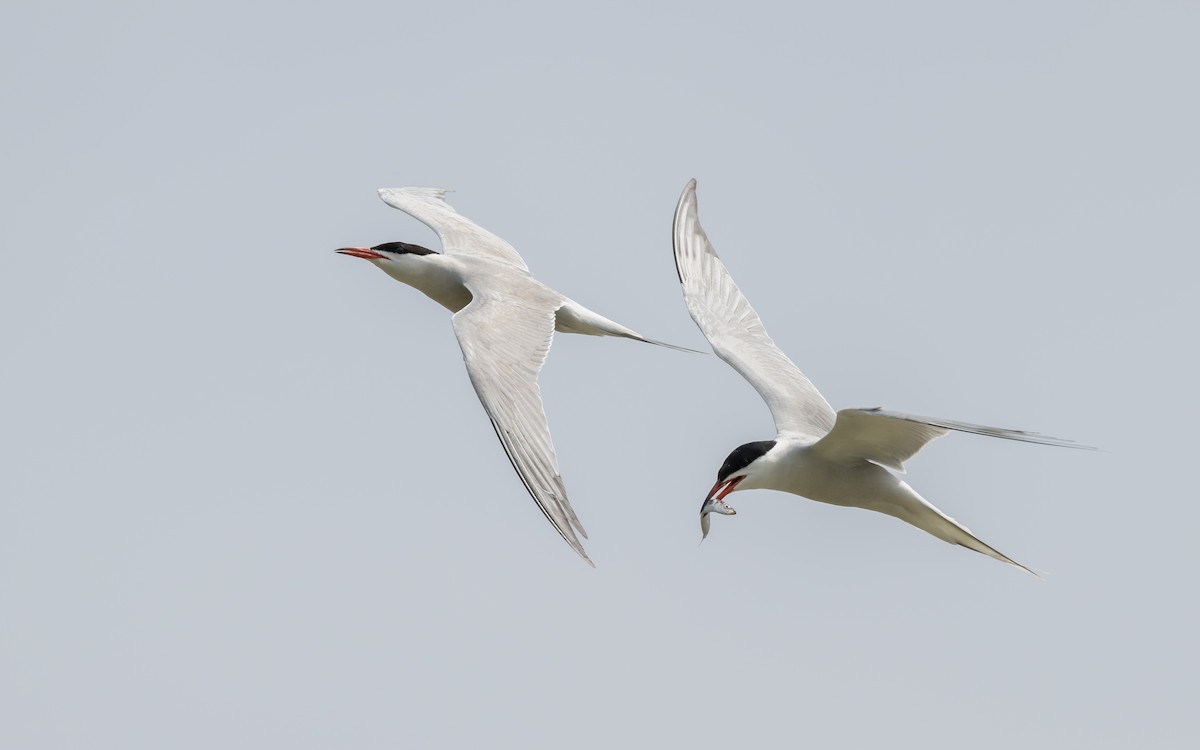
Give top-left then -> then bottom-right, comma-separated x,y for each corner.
941,519 -> 1039,577
624,334 -> 706,354
886,481 -> 1040,576
554,299 -> 704,353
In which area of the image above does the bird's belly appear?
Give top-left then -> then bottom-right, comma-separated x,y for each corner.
419,282 -> 473,312
775,456 -> 899,509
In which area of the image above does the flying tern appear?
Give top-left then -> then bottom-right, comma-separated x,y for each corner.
338,187 -> 690,566
672,179 -> 1090,573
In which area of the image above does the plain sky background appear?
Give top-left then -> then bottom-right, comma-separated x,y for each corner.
2,1 -> 1197,747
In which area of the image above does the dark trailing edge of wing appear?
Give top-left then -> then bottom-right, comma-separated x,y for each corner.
487,419 -> 595,567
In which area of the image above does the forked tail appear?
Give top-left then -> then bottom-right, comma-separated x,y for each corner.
888,481 -> 1040,577
554,299 -> 704,353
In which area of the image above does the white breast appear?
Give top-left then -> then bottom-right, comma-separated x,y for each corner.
744,438 -> 899,508
378,254 -> 473,312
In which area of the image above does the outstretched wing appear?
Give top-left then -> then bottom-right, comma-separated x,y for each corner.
451,277 -> 591,565
672,179 -> 836,438
813,407 -> 1093,473
378,187 -> 530,271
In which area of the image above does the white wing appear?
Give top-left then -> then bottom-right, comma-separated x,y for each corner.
378,187 -> 530,271
813,407 -> 1093,472
451,274 -> 591,565
672,179 -> 836,438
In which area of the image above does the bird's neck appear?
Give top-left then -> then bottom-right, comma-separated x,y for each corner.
379,255 -> 472,313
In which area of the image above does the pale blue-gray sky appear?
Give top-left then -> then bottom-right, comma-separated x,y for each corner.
2,1 -> 1197,747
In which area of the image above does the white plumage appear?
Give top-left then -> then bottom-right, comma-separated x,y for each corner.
674,179 -> 1090,573
339,187 -> 689,566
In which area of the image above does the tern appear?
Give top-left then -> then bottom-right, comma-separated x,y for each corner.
338,187 -> 691,566
673,179 -> 1090,573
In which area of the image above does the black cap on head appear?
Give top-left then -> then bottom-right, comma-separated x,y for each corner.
371,241 -> 438,256
717,440 -> 776,483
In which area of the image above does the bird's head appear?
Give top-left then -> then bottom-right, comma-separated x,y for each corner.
700,440 -> 776,539
335,241 -> 439,264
